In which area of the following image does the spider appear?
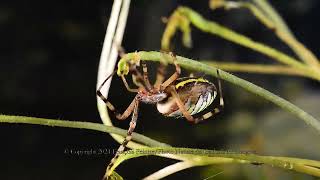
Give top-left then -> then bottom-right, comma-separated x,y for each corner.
96,52 -> 224,179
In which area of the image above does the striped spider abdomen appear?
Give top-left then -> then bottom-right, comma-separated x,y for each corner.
157,77 -> 217,117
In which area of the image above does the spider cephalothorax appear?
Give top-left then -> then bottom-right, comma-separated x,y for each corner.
97,52 -> 224,179
137,88 -> 168,104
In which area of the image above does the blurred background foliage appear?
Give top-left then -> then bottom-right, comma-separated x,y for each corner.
1,0 -> 319,179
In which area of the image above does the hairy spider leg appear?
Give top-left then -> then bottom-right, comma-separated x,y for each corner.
154,50 -> 174,89
103,97 -> 140,179
130,66 -> 145,88
160,52 -> 181,90
120,75 -> 139,93
97,70 -> 138,120
154,63 -> 166,89
141,62 -> 153,91
116,46 -> 145,90
169,85 -> 195,121
97,70 -> 143,179
217,70 -> 224,106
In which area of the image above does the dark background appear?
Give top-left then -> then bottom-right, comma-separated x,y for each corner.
1,0 -> 320,179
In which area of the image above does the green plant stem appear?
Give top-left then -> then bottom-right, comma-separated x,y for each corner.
252,0 -> 319,66
209,1 -> 275,29
0,115 -> 169,148
252,0 -> 293,37
162,6 -> 320,80
213,0 -> 320,68
112,147 -> 320,178
118,51 -> 320,134
202,61 -> 308,77
143,161 -> 195,180
96,0 -> 139,150
0,114 -> 202,178
3,114 -> 319,178
176,6 -> 308,69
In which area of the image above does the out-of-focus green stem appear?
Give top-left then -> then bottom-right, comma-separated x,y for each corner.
202,61 -> 310,77
161,11 -> 192,51
0,115 -> 169,148
143,161 -> 196,180
252,0 -> 293,36
167,6 -> 307,69
252,0 -> 319,67
111,147 -> 320,178
209,0 -> 275,29
163,4 -> 320,78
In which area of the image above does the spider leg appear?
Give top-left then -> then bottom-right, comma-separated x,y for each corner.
97,71 -> 116,94
130,66 -> 145,88
113,45 -> 143,91
154,63 -> 166,89
193,69 -> 224,123
96,71 -> 118,106
120,75 -> 139,93
160,52 -> 181,90
98,90 -> 138,121
141,61 -> 153,91
104,98 -> 140,179
217,69 -> 224,106
97,73 -> 138,120
126,63 -> 151,91
169,85 -> 195,122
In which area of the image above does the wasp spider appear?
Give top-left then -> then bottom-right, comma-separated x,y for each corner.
97,52 -> 224,179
